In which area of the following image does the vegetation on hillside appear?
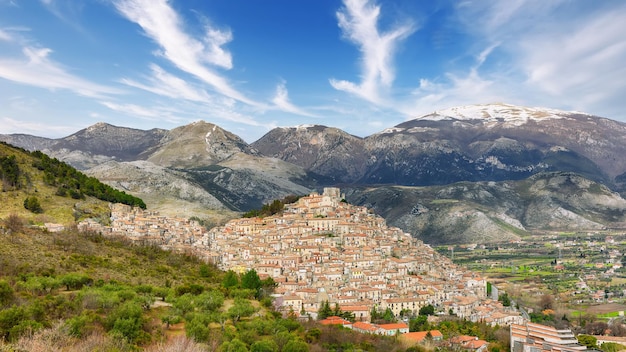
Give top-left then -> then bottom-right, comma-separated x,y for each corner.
242,195 -> 301,218
30,149 -> 146,208
0,219 -> 415,351
0,142 -> 145,209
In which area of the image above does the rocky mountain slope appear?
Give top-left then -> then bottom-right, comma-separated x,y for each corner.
250,125 -> 367,183
344,172 -> 626,244
255,103 -> 626,189
3,103 -> 626,244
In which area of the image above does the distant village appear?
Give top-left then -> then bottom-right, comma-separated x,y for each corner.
79,187 -> 524,328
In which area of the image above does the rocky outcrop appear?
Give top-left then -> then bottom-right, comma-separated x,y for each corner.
344,172 -> 626,244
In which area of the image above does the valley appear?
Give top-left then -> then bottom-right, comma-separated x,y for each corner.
3,103 -> 626,350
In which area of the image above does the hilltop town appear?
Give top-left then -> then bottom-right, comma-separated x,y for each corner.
79,188 -> 523,326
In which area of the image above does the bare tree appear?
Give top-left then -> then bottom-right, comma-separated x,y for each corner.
3,213 -> 23,241
539,294 -> 554,310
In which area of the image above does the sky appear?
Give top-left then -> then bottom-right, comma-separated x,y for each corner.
1,0 -> 625,143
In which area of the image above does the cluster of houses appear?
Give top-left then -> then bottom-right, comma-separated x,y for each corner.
320,316 -> 489,351
79,187 -> 524,327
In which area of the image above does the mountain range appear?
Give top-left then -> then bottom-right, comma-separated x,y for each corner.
3,103 -> 626,244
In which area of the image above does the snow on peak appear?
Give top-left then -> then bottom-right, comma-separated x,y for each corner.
378,127 -> 405,134
419,103 -> 584,126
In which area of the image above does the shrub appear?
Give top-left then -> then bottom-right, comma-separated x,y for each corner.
24,196 -> 43,213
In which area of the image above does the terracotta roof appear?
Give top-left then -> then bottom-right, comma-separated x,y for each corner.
320,316 -> 352,326
402,330 -> 443,342
352,322 -> 379,332
378,322 -> 408,330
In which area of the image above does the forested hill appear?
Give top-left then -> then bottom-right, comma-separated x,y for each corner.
0,141 -> 145,223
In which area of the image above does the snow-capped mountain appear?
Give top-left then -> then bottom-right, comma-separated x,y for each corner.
4,103 -> 626,244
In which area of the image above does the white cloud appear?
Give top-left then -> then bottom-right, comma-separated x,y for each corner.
0,29 -> 12,41
100,101 -> 166,119
0,46 -> 121,98
120,63 -> 213,102
519,8 -> 626,105
0,116 -> 74,135
271,80 -> 316,117
330,0 -> 416,105
447,1 -> 626,118
113,0 -> 259,106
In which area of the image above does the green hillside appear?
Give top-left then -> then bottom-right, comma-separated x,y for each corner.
0,142 -> 144,225
0,224 -> 411,351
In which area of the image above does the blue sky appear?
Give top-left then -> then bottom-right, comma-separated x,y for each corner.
1,0 -> 625,142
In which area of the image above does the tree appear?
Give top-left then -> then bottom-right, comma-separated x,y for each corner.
498,292 -> 511,306
185,314 -> 211,343
283,339 -> 309,352
106,301 -> 146,344
0,155 -> 20,190
318,300 -> 332,320
60,273 -> 92,291
0,280 -> 13,307
173,293 -> 194,316
382,307 -> 396,322
221,338 -> 249,352
227,298 -> 257,323
601,342 -> 626,352
409,315 -> 429,332
419,304 -> 435,316
539,294 -> 554,310
241,269 -> 262,296
577,335 -> 598,349
196,290 -> 224,312
3,214 -> 23,235
251,340 -> 279,352
222,270 -> 240,289
23,196 -> 43,213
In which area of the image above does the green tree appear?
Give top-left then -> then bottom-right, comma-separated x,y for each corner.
196,290 -> 225,312
251,339 -> 279,352
601,342 -> 626,352
317,300 -> 332,320
185,314 -> 211,343
0,280 -> 14,307
241,269 -> 262,296
0,305 -> 26,341
60,273 -> 92,291
0,155 -> 20,190
228,298 -> 257,323
409,315 -> 429,332
283,339 -> 309,352
419,304 -> 435,316
577,335 -> 598,349
383,307 -> 396,322
223,270 -> 240,289
105,301 -> 146,344
498,292 -> 511,307
23,196 -> 43,213
173,293 -> 195,316
221,338 -> 249,352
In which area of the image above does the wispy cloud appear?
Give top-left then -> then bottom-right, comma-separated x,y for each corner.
0,46 -> 121,98
397,1 -> 626,119
0,29 -> 11,41
0,116 -> 74,135
330,0 -> 416,105
39,0 -> 91,36
446,1 -> 626,117
271,80 -> 316,117
113,0 -> 259,107
120,63 -> 213,102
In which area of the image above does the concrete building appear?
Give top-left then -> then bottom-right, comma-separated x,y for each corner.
511,322 -> 586,352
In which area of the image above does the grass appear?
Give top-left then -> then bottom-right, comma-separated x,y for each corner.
0,143 -> 112,225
